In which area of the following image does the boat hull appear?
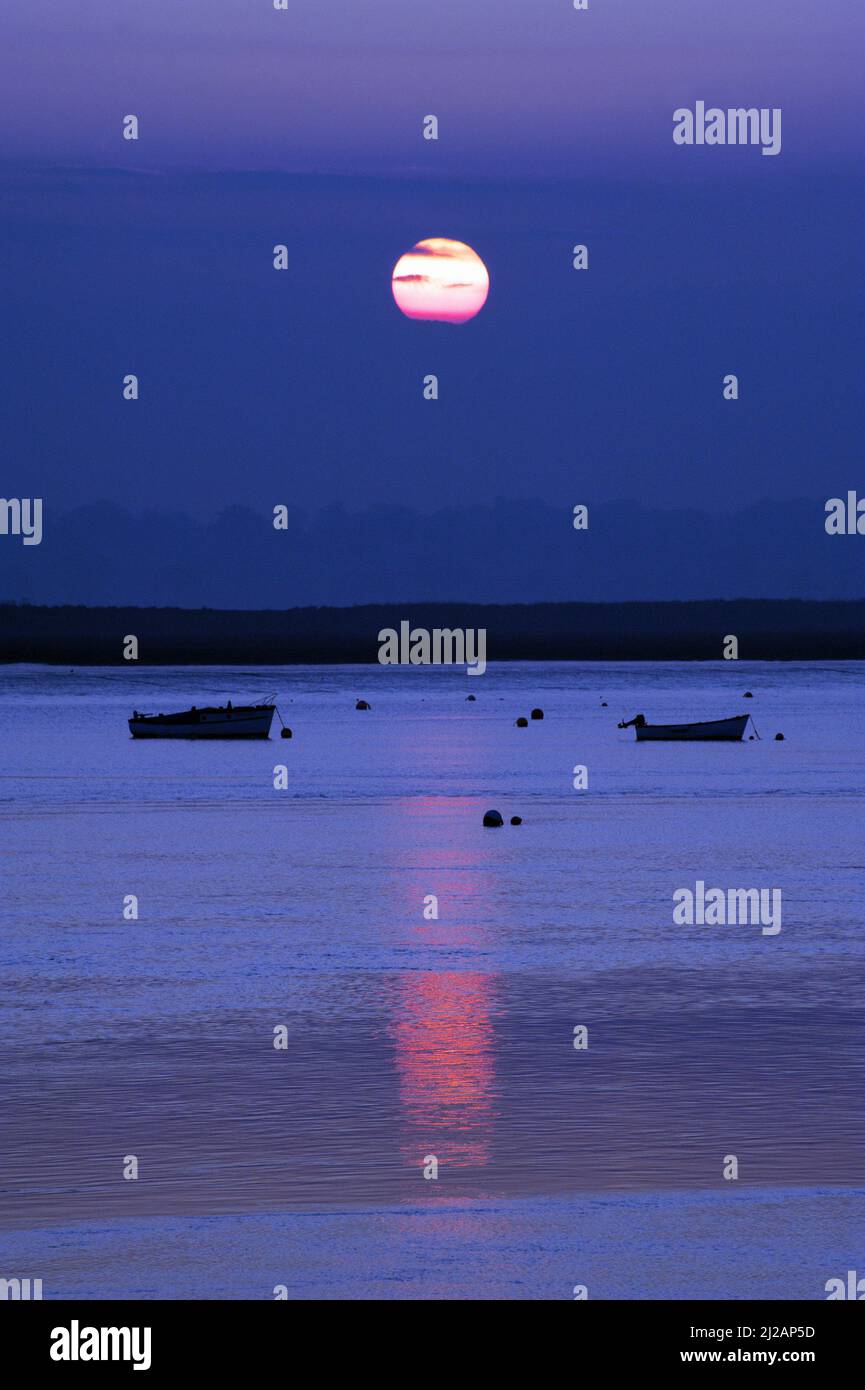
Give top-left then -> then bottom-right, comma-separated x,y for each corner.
129,706 -> 275,739
634,715 -> 749,742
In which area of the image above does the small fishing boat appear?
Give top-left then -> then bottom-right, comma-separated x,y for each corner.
129,701 -> 276,739
618,713 -> 749,742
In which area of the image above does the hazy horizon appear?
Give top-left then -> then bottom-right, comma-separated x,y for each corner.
2,495 -> 863,609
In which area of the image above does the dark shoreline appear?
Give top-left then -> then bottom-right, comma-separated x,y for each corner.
2,600 -> 864,663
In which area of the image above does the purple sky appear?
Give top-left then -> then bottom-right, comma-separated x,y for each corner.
1,0 -> 862,603
2,0 -> 861,174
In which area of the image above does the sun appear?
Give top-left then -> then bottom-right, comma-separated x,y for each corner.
391,238 -> 490,324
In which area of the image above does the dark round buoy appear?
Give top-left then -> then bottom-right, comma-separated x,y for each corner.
748,735 -> 754,740
466,694 -> 476,701
510,815 -> 522,825
530,708 -> 544,720
775,732 -> 785,741
355,699 -> 370,710
601,701 -> 608,708
515,716 -> 528,727
743,691 -> 753,698
483,809 -> 504,827
280,727 -> 292,739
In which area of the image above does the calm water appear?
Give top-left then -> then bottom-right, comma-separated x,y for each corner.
1,661 -> 863,1298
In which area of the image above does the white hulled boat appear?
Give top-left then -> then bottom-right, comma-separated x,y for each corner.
129,702 -> 275,739
618,713 -> 750,742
